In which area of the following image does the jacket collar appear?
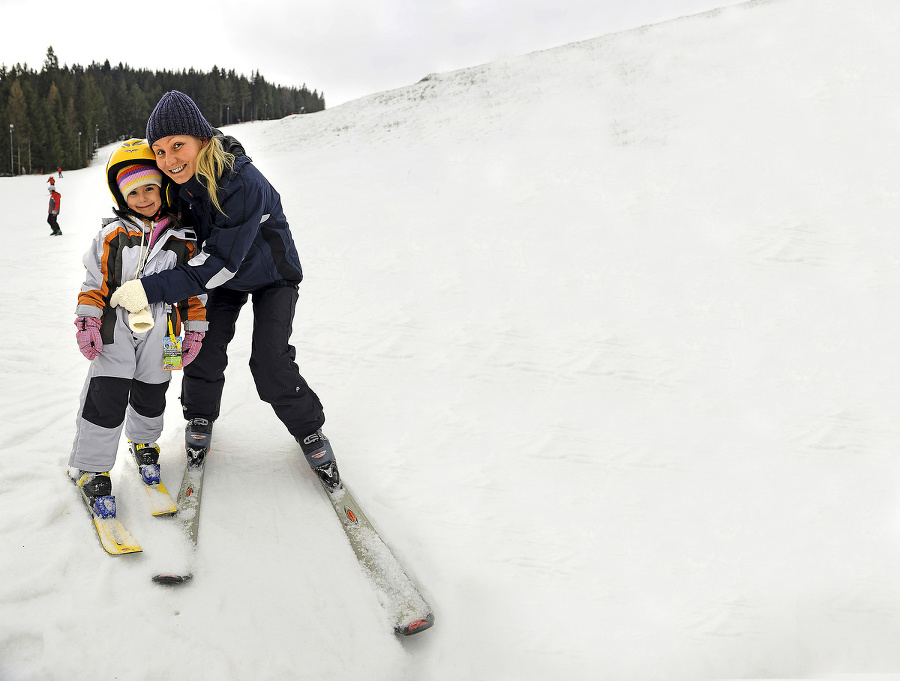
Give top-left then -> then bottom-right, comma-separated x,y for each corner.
179,175 -> 207,203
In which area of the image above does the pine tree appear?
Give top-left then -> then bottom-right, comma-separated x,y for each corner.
43,82 -> 63,171
79,74 -> 106,159
8,80 -> 28,174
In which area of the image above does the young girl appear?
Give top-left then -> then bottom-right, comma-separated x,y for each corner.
69,138 -> 207,517
110,91 -> 340,492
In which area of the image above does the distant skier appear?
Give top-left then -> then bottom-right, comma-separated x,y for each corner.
47,187 -> 62,235
67,138 -> 207,518
58,166 -> 63,178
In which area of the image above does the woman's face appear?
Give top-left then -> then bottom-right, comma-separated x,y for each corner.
152,135 -> 206,184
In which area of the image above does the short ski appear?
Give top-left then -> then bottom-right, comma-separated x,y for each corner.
151,458 -> 205,584
128,441 -> 177,517
323,482 -> 434,636
142,482 -> 177,517
70,472 -> 142,555
89,512 -> 142,555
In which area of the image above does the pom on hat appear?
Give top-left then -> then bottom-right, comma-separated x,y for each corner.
146,90 -> 215,147
117,163 -> 162,199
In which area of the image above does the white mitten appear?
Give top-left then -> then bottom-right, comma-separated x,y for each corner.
110,280 -> 149,313
128,306 -> 154,333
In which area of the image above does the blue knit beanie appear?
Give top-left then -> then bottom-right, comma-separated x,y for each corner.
146,91 -> 215,147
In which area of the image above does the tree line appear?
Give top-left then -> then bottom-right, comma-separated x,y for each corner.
0,46 -> 325,176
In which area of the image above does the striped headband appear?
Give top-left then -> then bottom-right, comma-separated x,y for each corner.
117,163 -> 162,198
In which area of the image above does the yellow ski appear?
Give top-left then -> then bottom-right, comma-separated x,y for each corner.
69,470 -> 142,555
128,440 -> 178,516
143,480 -> 178,516
92,516 -> 142,555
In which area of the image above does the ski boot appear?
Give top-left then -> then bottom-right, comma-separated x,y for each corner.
297,429 -> 342,493
129,441 -> 162,485
185,417 -> 213,466
75,470 -> 116,518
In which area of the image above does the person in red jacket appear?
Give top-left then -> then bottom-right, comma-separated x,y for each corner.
47,187 -> 62,235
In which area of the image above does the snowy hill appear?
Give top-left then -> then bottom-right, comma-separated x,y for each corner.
3,0 -> 900,679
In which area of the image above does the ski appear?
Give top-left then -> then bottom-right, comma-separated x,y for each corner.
323,481 -> 434,636
151,458 -> 205,584
128,441 -> 177,517
69,471 -> 142,555
175,457 -> 206,545
152,572 -> 193,585
142,481 -> 178,517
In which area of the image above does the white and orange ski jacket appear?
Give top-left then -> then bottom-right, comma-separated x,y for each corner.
76,211 -> 207,346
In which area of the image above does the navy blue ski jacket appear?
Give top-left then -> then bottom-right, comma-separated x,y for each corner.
140,154 -> 303,306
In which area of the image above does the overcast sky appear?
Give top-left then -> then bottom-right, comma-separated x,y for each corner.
2,0 -> 748,107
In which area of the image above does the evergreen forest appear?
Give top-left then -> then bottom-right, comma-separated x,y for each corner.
0,47 -> 325,175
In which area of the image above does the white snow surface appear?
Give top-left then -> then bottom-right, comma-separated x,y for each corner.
3,0 -> 900,678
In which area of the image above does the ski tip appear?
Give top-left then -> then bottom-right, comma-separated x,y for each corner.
152,573 -> 193,585
104,545 -> 143,555
396,613 -> 434,636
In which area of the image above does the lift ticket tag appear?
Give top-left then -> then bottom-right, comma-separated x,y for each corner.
163,335 -> 183,371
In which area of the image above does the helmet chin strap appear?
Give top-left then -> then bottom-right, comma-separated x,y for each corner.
125,205 -> 166,222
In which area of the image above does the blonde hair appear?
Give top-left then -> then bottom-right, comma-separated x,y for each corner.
195,136 -> 235,216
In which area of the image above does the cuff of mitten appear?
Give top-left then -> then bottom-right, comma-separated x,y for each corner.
75,305 -> 103,319
184,320 -> 209,333
128,307 -> 154,333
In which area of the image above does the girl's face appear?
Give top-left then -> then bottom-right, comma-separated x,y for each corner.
151,135 -> 206,184
126,184 -> 162,217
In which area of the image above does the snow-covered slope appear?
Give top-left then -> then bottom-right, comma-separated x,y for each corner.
3,0 -> 900,679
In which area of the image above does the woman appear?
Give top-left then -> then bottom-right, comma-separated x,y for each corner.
111,91 -> 340,492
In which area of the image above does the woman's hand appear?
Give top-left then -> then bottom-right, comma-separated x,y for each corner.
110,280 -> 149,313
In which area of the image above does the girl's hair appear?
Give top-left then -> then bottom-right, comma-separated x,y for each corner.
195,136 -> 235,215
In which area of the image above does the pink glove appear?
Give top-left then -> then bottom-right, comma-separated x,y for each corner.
182,331 -> 205,368
75,316 -> 103,360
